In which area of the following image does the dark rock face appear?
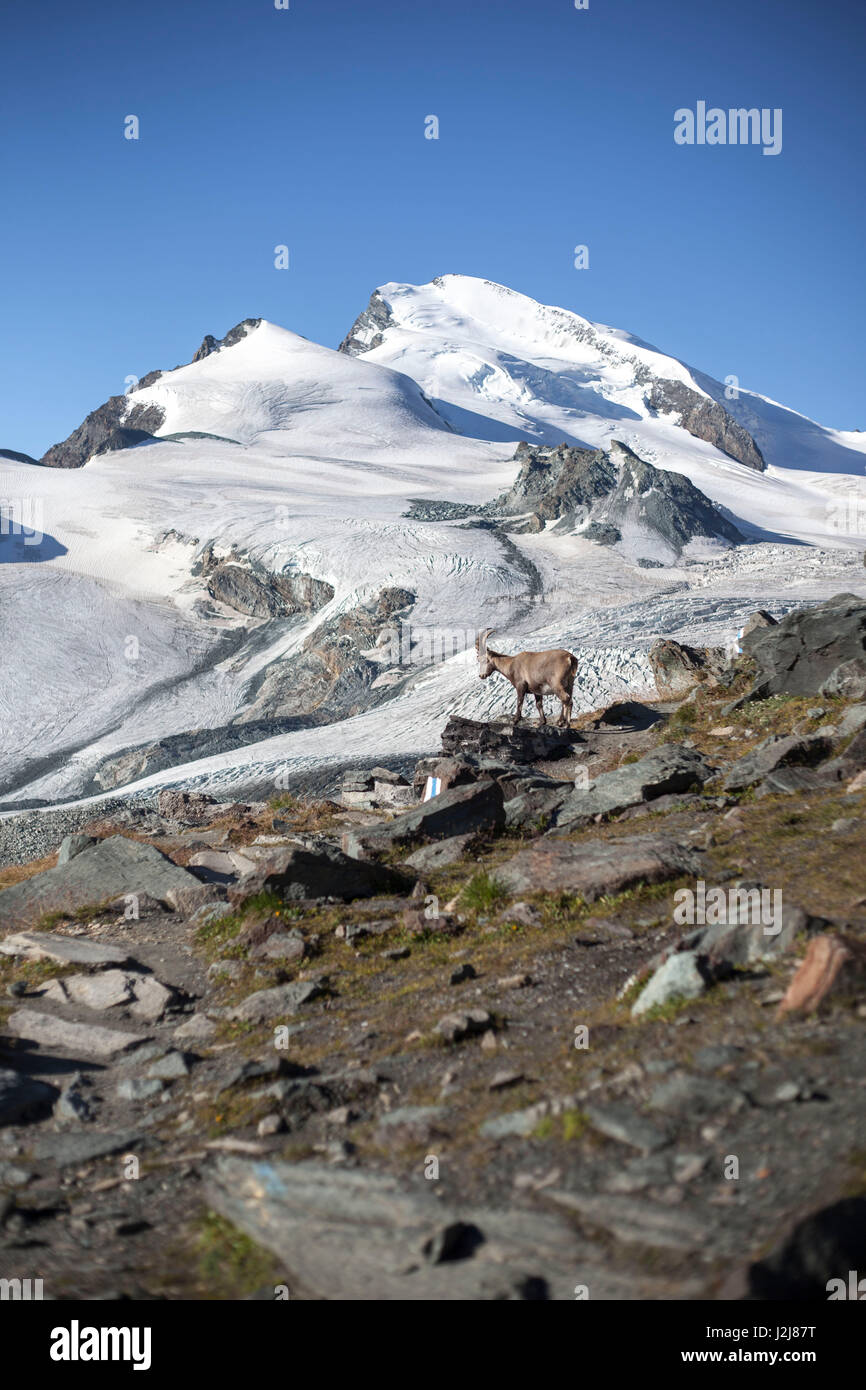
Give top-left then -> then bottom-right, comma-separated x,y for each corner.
39,319 -> 262,468
440,716 -> 582,764
235,585 -> 414,724
489,439 -> 742,554
192,319 -> 261,362
0,448 -> 41,466
41,395 -> 165,469
0,1068 -> 59,1127
647,378 -> 766,472
195,543 -> 336,620
742,593 -> 866,701
338,290 -> 395,356
747,1198 -> 866,1299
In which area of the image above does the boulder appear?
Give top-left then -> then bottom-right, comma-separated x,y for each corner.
554,744 -> 712,828
742,593 -> 866,701
231,841 -> 411,902
0,835 -> 203,927
682,898 -> 829,969
631,951 -> 711,1017
495,833 -> 700,901
6,1009 -> 149,1058
204,1156 -> 584,1300
650,639 -> 720,699
342,780 -> 505,860
0,932 -> 132,967
723,732 -> 833,792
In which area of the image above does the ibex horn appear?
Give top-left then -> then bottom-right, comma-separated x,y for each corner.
476,627 -> 494,654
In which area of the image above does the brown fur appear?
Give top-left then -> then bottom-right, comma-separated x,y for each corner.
475,628 -> 577,727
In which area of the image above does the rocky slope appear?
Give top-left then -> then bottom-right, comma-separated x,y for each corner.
1,595 -> 865,1300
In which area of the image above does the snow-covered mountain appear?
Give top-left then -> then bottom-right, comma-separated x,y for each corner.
1,275 -> 864,809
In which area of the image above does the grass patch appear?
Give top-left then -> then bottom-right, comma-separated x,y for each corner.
460,871 -> 509,914
192,1211 -> 282,1299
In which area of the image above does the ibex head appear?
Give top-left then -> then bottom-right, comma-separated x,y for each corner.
476,627 -> 496,679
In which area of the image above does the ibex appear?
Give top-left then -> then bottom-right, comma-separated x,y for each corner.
476,628 -> 578,727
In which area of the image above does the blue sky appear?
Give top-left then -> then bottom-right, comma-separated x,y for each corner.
2,0 -> 864,457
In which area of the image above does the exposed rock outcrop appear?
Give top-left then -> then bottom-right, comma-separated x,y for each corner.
647,378 -> 766,472
488,439 -> 742,556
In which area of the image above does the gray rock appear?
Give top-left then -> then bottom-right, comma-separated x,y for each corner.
555,744 -> 712,827
205,1155 -> 587,1300
631,951 -> 711,1017
173,1013 -> 217,1044
496,833 -> 700,901
250,929 -> 306,962
647,1071 -> 746,1119
116,1077 -> 165,1101
404,833 -> 477,872
0,1067 -> 58,1126
342,779 -> 505,859
235,841 -> 410,900
0,932 -> 131,968
742,593 -> 866,701
724,733 -> 832,792
480,1104 -> 548,1139
31,1129 -> 142,1166
145,1050 -> 192,1080
42,970 -> 136,1011
604,1154 -> 670,1192
503,785 -> 571,830
582,1102 -> 671,1153
837,704 -> 866,737
377,1105 -> 449,1138
57,833 -> 97,865
189,901 -> 234,927
227,980 -> 324,1024
0,835 -> 202,927
683,899 -> 827,969
6,1008 -> 149,1058
544,1188 -> 709,1250
54,1072 -> 95,1124
435,1008 -> 491,1043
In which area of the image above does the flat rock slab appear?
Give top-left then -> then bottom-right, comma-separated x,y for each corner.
0,1067 -> 58,1127
404,833 -> 477,872
0,835 -> 201,927
6,1008 -> 149,1058
0,932 -> 132,968
204,1156 -> 588,1300
495,834 -> 700,902
543,1189 -> 708,1252
582,1102 -> 672,1154
555,745 -> 712,827
32,1129 -> 143,1167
